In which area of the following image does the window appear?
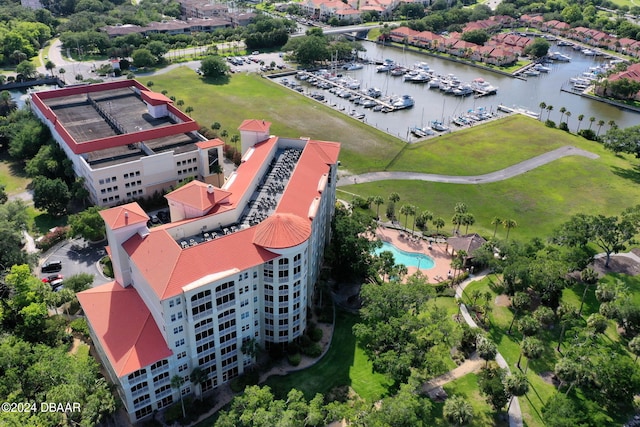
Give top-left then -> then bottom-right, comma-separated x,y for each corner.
279,330 -> 288,337
134,405 -> 152,419
157,395 -> 173,409
178,363 -> 188,373
175,338 -> 185,347
153,372 -> 169,384
279,307 -> 288,315
177,351 -> 187,360
169,300 -> 174,308
279,318 -> 289,326
150,360 -> 168,371
220,331 -> 237,344
219,318 -> 236,332
216,293 -> 235,307
128,369 -> 147,381
130,381 -> 148,394
173,325 -> 183,334
181,387 -> 191,396
279,294 -> 288,303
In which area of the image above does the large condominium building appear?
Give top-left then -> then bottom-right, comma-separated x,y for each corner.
77,118 -> 340,423
30,80 -> 223,207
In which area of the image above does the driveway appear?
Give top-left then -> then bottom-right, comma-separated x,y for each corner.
40,238 -> 111,287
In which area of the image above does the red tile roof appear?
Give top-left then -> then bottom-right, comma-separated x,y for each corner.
253,213 -> 312,248
100,202 -> 149,230
165,180 -> 232,212
195,138 -> 225,149
140,90 -> 172,106
77,282 -> 172,377
238,119 -> 272,132
123,227 -> 278,299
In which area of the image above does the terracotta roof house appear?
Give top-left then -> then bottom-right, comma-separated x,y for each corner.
77,116 -> 341,423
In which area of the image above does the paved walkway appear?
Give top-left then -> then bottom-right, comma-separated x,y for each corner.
455,273 -> 524,427
423,352 -> 484,397
337,146 -> 598,187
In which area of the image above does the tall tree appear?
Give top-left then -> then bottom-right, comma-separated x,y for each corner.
476,335 -> 497,367
491,216 -> 502,239
503,371 -> 529,410
508,291 -> 530,335
373,195 -> 384,219
518,336 -> 543,373
443,395 -> 474,426
503,218 -> 517,241
170,375 -> 186,419
578,267 -> 599,316
576,114 -> 584,132
538,102 -> 546,120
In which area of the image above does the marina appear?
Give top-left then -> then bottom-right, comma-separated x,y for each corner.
272,41 -> 640,141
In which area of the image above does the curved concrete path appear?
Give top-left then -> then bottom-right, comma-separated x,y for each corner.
456,273 -> 524,427
337,146 -> 598,187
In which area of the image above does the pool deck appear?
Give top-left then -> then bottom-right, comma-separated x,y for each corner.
375,226 -> 452,284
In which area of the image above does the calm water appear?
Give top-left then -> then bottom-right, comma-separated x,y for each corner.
276,41 -> 640,140
374,241 -> 435,269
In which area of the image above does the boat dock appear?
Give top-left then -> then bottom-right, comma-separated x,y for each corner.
293,70 -> 397,111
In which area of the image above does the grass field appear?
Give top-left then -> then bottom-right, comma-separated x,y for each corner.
264,310 -> 392,402
149,68 -> 405,174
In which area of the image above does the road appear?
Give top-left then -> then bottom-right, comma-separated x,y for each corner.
337,146 -> 599,187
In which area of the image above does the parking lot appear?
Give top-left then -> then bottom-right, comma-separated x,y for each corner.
39,238 -> 110,288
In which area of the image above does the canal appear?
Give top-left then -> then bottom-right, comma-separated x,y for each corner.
274,41 -> 639,141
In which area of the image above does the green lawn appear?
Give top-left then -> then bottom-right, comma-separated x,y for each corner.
431,373 -> 509,427
0,152 -> 30,195
462,274 -> 638,427
149,68 -> 406,174
264,310 -> 392,402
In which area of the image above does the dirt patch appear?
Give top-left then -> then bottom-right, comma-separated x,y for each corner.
591,255 -> 640,277
495,294 -> 511,307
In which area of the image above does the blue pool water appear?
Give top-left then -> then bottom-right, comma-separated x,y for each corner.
373,241 -> 435,270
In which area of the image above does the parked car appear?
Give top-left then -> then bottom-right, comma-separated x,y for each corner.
49,278 -> 64,290
42,274 -> 63,283
42,260 -> 62,273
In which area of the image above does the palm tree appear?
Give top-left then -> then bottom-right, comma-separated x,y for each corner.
0,90 -> 17,116
503,218 -> 517,240
504,372 -> 529,411
576,114 -> 584,132
190,367 -> 208,398
230,134 -> 240,148
454,202 -> 468,214
58,67 -> 66,82
443,395 -> 474,426
388,192 -> 400,204
578,267 -> 599,316
518,336 -> 543,372
399,204 -> 415,231
452,212 -> 464,234
220,129 -> 228,141
211,121 -> 221,131
507,291 -> 530,335
418,210 -> 433,231
433,217 -> 445,235
463,213 -> 475,234
408,205 -> 418,234
476,335 -> 497,367
171,375 -> 186,419
559,106 -> 566,122
185,106 -> 194,114
538,101 -> 547,120
546,104 -> 554,120
45,60 -> 56,76
565,111 -> 571,127
491,216 -> 502,239
608,120 -> 617,130
596,119 -> 605,136
588,116 -> 596,130
373,196 -> 384,219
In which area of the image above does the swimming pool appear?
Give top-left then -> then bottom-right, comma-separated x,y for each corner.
373,241 -> 435,270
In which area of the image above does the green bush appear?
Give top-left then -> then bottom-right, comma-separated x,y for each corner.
36,226 -> 69,251
70,318 -> 90,337
302,342 -> 322,357
100,256 -> 114,278
288,352 -> 301,366
545,119 -> 556,128
309,327 -> 323,342
299,334 -> 312,348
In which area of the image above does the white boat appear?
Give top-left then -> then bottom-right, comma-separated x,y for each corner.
534,63 -> 551,72
582,49 -> 596,56
431,120 -> 450,132
410,126 -> 427,137
376,59 -> 395,73
343,63 -> 363,70
453,84 -> 473,96
548,51 -> 571,61
471,78 -> 497,94
407,72 -> 431,83
362,99 -> 377,108
346,79 -> 361,90
392,95 -> 415,110
390,67 -> 406,76
429,78 -> 441,89
367,87 -> 382,98
523,69 -> 540,77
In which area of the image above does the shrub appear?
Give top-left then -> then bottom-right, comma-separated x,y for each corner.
100,256 -> 114,278
288,352 -> 302,366
309,327 -> 323,342
558,122 -> 569,131
70,318 -> 90,337
545,119 -> 556,128
578,128 -> 597,140
36,226 -> 69,251
437,287 -> 456,298
302,342 -> 322,357
299,334 -> 312,348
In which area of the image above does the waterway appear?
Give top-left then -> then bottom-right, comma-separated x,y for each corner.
274,41 -> 639,141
